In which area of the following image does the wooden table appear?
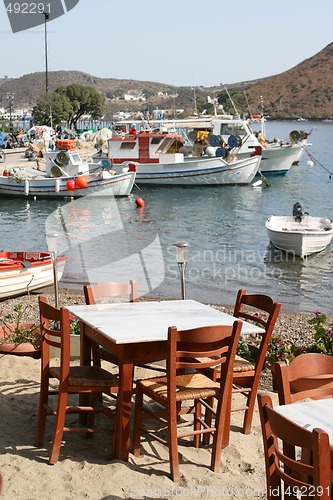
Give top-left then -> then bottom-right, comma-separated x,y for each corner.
68,299 -> 264,461
275,399 -> 333,449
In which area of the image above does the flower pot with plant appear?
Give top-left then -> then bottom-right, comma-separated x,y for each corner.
0,304 -> 41,358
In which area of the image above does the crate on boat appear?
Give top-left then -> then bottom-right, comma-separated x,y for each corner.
55,140 -> 76,151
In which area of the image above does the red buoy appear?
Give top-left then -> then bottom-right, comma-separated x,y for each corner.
75,176 -> 87,189
66,179 -> 76,191
135,197 -> 145,208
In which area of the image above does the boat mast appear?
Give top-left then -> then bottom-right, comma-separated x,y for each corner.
260,95 -> 266,138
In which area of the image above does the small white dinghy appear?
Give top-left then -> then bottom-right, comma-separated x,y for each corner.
265,203 -> 333,258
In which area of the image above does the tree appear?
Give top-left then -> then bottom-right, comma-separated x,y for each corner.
56,84 -> 105,130
32,92 -> 73,126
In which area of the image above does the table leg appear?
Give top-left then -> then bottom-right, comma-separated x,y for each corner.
113,348 -> 134,461
79,323 -> 93,425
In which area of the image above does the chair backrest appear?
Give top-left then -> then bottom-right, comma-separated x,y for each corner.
39,295 -> 71,381
167,321 -> 242,396
275,353 -> 333,405
258,393 -> 331,500
83,280 -> 137,305
233,289 -> 281,369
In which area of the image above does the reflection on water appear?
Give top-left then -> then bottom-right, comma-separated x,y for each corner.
1,121 -> 333,313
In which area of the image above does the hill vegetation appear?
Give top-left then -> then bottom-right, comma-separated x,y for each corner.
1,42 -> 332,120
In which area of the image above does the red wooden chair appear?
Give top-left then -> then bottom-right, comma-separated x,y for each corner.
84,280 -> 165,373
274,353 -> 333,405
132,321 -> 242,483
83,280 -> 136,367
35,296 -> 119,464
209,290 -> 281,446
258,393 -> 331,499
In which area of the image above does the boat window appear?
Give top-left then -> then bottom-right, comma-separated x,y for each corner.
219,124 -> 246,137
71,153 -> 82,163
120,142 -> 136,150
151,137 -> 163,145
155,138 -> 175,153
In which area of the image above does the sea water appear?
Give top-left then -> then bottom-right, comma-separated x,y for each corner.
1,121 -> 332,314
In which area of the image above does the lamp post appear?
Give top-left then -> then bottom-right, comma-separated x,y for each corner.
43,11 -> 49,93
46,232 -> 59,308
6,92 -> 14,131
174,241 -> 188,300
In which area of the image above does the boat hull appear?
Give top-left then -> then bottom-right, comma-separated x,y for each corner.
119,155 -> 260,186
0,171 -> 135,198
265,216 -> 333,258
0,252 -> 67,299
238,143 -> 303,176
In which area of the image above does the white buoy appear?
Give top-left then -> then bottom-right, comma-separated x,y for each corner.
252,179 -> 263,188
307,160 -> 314,167
24,180 -> 29,196
55,179 -> 60,192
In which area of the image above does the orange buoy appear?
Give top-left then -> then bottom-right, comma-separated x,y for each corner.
135,197 -> 145,208
66,179 -> 76,191
75,176 -> 87,189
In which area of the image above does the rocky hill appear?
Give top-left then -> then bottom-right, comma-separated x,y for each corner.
0,42 -> 332,119
245,42 -> 333,119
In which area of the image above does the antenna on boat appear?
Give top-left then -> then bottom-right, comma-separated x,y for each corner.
243,91 -> 253,118
224,85 -> 240,119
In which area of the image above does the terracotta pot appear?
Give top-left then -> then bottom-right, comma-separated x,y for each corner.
0,324 -> 41,358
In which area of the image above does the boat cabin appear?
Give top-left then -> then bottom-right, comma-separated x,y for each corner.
45,150 -> 90,177
107,131 -> 185,165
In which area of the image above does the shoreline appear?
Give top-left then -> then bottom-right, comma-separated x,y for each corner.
0,284 -> 317,342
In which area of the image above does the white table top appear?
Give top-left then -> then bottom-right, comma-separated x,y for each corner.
68,299 -> 264,344
275,399 -> 333,448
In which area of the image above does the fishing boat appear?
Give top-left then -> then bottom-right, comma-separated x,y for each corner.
104,129 -> 261,186
265,203 -> 333,258
0,141 -> 136,198
106,117 -> 310,176
0,251 -> 67,299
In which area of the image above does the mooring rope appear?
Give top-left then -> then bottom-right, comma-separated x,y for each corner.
302,145 -> 333,179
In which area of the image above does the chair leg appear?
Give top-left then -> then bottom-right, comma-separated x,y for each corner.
168,403 -> 180,484
210,396 -> 224,473
242,387 -> 256,435
194,400 -> 202,448
203,396 -> 214,446
35,376 -> 50,447
132,385 -> 144,457
222,393 -> 232,448
49,390 -> 68,465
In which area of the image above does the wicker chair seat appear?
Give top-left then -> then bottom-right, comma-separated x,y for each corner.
139,372 -> 220,402
49,366 -> 119,388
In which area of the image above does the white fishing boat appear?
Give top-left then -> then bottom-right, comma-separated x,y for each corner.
0,251 -> 67,299
0,141 -> 135,198
105,129 -> 261,185
107,117 -> 310,176
265,204 -> 333,258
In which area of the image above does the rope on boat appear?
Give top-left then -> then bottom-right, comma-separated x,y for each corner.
257,170 -> 271,187
302,145 -> 333,179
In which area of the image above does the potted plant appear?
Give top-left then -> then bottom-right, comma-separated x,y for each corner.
0,303 -> 41,358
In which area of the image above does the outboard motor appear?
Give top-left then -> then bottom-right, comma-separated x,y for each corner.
293,202 -> 305,222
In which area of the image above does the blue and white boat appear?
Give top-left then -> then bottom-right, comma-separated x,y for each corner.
105,129 -> 261,186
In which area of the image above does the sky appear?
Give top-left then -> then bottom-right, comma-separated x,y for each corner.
1,0 -> 333,88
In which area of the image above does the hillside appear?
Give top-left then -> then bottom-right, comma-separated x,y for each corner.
244,42 -> 333,119
0,42 -> 332,119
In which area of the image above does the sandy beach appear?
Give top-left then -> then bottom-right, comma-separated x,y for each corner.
0,286 -> 318,499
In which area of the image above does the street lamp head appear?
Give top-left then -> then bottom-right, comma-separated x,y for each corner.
173,241 -> 188,264
46,232 -> 59,253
